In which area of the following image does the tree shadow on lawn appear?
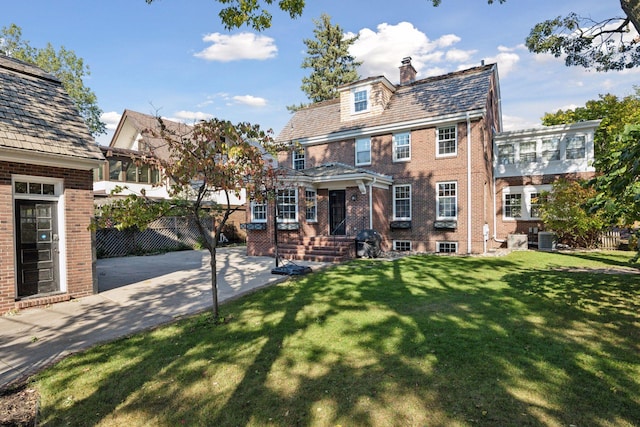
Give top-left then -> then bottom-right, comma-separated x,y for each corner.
37,253 -> 640,426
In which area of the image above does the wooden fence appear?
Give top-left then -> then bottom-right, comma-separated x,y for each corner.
95,216 -> 243,258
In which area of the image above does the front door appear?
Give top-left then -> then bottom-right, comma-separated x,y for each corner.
329,190 -> 346,235
15,201 -> 59,298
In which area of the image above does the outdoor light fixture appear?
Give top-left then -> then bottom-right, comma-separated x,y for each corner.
351,194 -> 357,202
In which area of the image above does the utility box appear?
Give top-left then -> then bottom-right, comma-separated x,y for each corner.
538,232 -> 557,251
507,233 -> 528,250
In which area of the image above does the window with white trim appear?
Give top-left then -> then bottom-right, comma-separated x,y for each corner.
504,193 -> 522,219
393,184 -> 411,220
437,125 -> 457,157
566,135 -> 586,159
393,240 -> 412,251
293,150 -> 305,170
437,242 -> 457,253
437,181 -> 457,219
277,188 -> 298,222
355,137 -> 371,166
251,201 -> 267,223
541,138 -> 560,161
353,89 -> 368,113
305,189 -> 317,222
519,141 -> 537,164
498,144 -> 515,165
529,192 -> 546,219
393,132 -> 411,162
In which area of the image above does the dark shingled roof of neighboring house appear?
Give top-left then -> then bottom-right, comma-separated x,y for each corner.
276,64 -> 497,143
0,54 -> 104,162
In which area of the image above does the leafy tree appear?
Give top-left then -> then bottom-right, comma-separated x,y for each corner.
592,124 -> 640,230
538,178 -> 606,248
0,24 -> 106,136
541,88 -> 640,156
298,14 -> 361,104
434,1 -> 640,71
145,0 -> 305,30
95,118 -> 285,320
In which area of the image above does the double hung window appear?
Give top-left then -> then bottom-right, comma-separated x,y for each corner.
437,182 -> 457,219
504,193 -> 522,219
305,189 -> 317,222
393,185 -> 411,220
393,132 -> 411,162
355,137 -> 371,166
437,126 -> 457,157
277,189 -> 298,222
353,89 -> 368,112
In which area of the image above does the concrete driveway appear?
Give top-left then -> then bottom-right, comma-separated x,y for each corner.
0,247 -> 327,390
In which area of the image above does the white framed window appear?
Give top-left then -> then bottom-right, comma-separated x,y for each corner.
519,141 -> 537,164
393,240 -> 412,251
498,144 -> 515,165
393,132 -> 411,162
437,242 -> 457,253
277,188 -> 298,222
529,192 -> 547,219
353,88 -> 368,113
355,137 -> 371,166
393,184 -> 411,220
305,189 -> 317,222
565,135 -> 586,159
437,181 -> 457,219
504,193 -> 522,219
251,201 -> 267,223
541,138 -> 560,161
437,125 -> 457,157
293,150 -> 305,170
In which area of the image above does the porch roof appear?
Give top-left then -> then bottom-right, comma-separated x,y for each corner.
285,162 -> 393,189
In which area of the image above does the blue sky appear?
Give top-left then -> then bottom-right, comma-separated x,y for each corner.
4,0 -> 638,145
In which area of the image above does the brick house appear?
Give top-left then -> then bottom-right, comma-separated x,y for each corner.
93,109 -> 247,243
0,55 -> 105,314
244,58 -> 502,260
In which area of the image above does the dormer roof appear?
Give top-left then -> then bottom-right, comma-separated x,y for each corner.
277,63 -> 498,145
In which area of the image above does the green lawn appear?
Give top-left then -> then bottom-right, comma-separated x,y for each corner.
34,250 -> 640,426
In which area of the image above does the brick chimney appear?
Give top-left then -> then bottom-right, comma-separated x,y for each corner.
399,57 -> 417,85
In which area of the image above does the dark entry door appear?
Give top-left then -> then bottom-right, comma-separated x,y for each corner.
329,190 -> 346,235
15,201 -> 59,298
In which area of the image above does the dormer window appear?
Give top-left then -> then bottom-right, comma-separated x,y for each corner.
352,88 -> 369,113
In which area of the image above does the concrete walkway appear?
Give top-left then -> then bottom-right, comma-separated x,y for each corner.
0,247 -> 327,390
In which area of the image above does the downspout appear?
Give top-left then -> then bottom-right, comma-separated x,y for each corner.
368,177 -> 377,229
466,113 -> 472,254
492,131 -> 505,244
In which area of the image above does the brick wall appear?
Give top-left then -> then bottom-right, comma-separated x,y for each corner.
265,118 -> 496,255
0,160 -> 96,314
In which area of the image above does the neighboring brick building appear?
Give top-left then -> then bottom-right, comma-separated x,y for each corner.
245,58 -> 502,259
0,55 -> 105,314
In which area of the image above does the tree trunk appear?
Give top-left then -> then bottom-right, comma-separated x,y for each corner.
210,247 -> 219,319
621,0 -> 640,35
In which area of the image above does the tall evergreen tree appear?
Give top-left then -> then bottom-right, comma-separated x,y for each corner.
299,14 -> 361,104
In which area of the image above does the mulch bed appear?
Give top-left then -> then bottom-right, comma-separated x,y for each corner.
0,385 -> 38,427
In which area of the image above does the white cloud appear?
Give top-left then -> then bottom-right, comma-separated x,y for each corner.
483,51 -> 520,77
100,111 -> 121,130
194,32 -> 277,62
170,110 -> 214,123
349,22 -> 477,82
501,114 -> 542,131
232,95 -> 267,107
446,48 -> 477,63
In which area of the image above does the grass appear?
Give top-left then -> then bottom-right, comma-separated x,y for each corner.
33,250 -> 639,426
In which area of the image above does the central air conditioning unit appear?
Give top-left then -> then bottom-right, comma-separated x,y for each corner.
538,231 -> 557,251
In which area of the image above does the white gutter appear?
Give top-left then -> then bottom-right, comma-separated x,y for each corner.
0,146 -> 104,170
466,113 -> 472,254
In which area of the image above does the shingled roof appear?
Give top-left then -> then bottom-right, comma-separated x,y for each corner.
276,63 -> 497,143
0,55 -> 104,165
